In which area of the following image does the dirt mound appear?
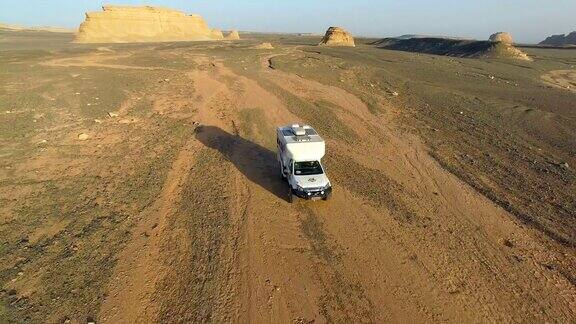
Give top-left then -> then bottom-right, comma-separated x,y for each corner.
319,27 -> 355,47
371,37 -> 530,60
540,32 -> 576,46
74,5 -> 224,43
490,32 -> 514,44
252,42 -> 274,49
225,30 -> 240,40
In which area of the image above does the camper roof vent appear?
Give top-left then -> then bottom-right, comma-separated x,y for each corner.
291,124 -> 306,136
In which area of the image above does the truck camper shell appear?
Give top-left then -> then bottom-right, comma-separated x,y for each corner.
276,124 -> 325,162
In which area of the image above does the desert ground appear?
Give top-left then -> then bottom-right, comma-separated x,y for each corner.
0,29 -> 575,323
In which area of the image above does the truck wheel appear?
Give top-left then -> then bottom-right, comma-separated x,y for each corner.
322,195 -> 330,201
279,164 -> 287,180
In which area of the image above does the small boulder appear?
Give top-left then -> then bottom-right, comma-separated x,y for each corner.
500,238 -> 514,248
78,133 -> 90,141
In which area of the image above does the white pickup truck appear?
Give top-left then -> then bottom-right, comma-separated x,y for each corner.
277,124 -> 332,202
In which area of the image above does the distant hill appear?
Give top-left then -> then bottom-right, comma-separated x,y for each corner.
539,32 -> 576,46
371,37 -> 531,60
0,23 -> 24,30
0,22 -> 73,33
395,34 -> 472,41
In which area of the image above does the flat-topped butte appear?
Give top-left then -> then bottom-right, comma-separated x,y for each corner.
75,5 -> 224,43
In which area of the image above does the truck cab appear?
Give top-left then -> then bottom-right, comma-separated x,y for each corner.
277,124 -> 332,202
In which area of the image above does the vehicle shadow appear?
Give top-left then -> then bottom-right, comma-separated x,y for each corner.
195,125 -> 288,201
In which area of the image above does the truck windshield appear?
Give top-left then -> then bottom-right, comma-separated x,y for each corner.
294,161 -> 323,175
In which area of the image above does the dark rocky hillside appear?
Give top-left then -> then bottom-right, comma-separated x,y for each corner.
540,32 -> 576,46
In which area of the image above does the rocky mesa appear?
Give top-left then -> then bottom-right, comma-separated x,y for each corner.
74,5 -> 224,43
319,27 -> 355,47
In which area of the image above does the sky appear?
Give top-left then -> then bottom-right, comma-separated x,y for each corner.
0,0 -> 575,44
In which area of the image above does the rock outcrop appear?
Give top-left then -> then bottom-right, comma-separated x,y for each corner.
75,5 -> 224,43
371,37 -> 531,61
225,30 -> 240,40
319,27 -> 355,47
211,29 -> 224,39
252,42 -> 274,50
540,32 -> 576,46
502,45 -> 531,61
489,32 -> 514,44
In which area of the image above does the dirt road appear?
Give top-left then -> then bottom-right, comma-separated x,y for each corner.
81,51 -> 574,322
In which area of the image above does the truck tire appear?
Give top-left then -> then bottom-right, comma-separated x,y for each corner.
279,162 -> 287,181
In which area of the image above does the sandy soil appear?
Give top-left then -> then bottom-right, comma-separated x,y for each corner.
542,69 -> 576,92
0,33 -> 575,323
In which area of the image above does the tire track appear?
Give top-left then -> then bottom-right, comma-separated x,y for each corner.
98,138 -> 200,323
